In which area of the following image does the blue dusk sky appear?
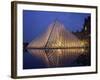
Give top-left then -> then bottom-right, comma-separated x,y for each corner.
23,10 -> 90,43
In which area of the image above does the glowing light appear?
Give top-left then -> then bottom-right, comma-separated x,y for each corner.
57,49 -> 62,55
81,42 -> 84,46
85,26 -> 87,31
58,41 -> 62,46
81,48 -> 85,52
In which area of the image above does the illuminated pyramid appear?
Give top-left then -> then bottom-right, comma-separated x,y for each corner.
27,20 -> 84,48
27,20 -> 86,67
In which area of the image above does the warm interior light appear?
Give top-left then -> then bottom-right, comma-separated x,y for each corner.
58,41 -> 62,46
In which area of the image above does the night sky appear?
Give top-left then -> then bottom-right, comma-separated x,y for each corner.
23,10 -> 90,69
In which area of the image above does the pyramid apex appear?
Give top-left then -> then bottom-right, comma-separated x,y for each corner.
54,18 -> 61,23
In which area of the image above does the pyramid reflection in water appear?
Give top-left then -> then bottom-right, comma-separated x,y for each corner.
27,20 -> 87,67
